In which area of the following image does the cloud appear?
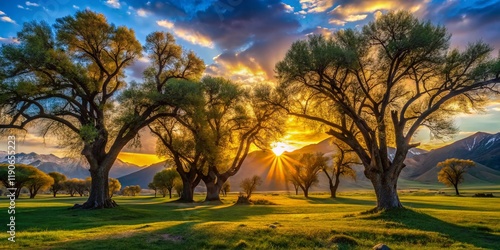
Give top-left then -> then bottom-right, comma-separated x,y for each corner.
26,1 -> 39,7
73,5 -> 79,9
106,0 -> 121,9
0,37 -> 19,44
157,20 -> 174,29
327,0 -> 425,26
1,16 -> 15,24
17,5 -> 25,9
0,10 -> 4,15
156,20 -> 213,48
300,0 -> 335,13
282,3 -> 294,13
137,8 -> 148,17
421,0 -> 500,50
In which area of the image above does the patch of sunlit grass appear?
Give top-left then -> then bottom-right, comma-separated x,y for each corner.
1,191 -> 499,249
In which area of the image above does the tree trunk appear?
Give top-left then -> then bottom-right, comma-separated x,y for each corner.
331,173 -> 341,198
370,172 -> 402,211
73,166 -> 116,209
168,188 -> 172,199
154,190 -> 157,198
179,179 -> 195,202
294,186 -> 298,195
454,184 -> 460,196
205,180 -> 223,201
302,187 -> 309,198
53,192 -> 56,198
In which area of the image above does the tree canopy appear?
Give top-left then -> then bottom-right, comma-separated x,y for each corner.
437,158 -> 476,195
273,11 -> 500,210
0,10 -> 204,208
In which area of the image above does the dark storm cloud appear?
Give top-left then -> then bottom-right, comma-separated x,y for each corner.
422,0 -> 500,50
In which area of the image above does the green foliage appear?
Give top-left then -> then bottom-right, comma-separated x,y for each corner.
63,178 -> 89,197
275,10 -> 500,209
122,185 -> 142,196
0,164 -> 50,198
79,124 -> 99,144
109,178 -> 122,198
152,168 -> 180,198
48,172 -> 67,197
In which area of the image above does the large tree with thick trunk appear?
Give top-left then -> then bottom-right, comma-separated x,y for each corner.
0,11 -> 204,208
152,77 -> 284,202
274,11 -> 500,210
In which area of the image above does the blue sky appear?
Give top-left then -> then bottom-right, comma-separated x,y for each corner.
1,0 -> 500,156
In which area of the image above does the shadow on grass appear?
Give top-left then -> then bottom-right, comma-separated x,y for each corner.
369,208 -> 500,249
287,196 -> 376,206
17,201 -> 278,232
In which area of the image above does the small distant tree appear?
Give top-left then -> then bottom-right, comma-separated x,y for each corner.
240,176 -> 262,199
321,142 -> 358,198
25,168 -> 54,198
63,179 -> 78,197
153,169 -> 179,198
0,164 -> 38,198
108,178 -> 121,198
286,153 -> 324,198
148,182 -> 158,197
437,159 -> 476,195
220,181 -> 230,197
122,185 -> 141,196
48,172 -> 67,197
75,179 -> 88,197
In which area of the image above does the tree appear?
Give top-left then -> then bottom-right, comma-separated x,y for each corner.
108,178 -> 121,198
151,77 -> 283,202
25,169 -> 54,198
273,11 -> 500,210
220,181 -> 230,197
286,153 -> 324,198
321,141 -> 358,198
148,182 -> 158,197
240,176 -> 262,199
437,158 -> 475,195
0,164 -> 37,198
153,168 -> 179,198
122,185 -> 141,196
63,178 -> 80,197
0,11 -> 204,208
48,172 -> 67,197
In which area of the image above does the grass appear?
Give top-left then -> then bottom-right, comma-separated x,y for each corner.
1,188 -> 499,250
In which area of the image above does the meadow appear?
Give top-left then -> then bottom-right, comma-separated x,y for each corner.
1,187 -> 499,250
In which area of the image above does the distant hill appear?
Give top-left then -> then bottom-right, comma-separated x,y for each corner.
0,152 -> 141,178
403,132 -> 500,184
118,161 -> 168,188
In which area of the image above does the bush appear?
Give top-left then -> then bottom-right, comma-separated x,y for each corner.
473,193 -> 494,197
329,234 -> 358,246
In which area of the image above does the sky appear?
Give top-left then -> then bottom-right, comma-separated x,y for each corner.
1,0 -> 500,165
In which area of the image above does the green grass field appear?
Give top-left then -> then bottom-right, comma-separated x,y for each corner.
1,187 -> 500,250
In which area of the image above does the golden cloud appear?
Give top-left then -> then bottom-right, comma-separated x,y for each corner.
300,0 -> 335,13
156,20 -> 214,48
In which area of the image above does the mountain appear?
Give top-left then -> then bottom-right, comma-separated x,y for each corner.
402,132 -> 500,184
118,161 -> 167,188
0,152 -> 142,178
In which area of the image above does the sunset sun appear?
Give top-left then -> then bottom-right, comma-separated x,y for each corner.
271,142 -> 294,156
